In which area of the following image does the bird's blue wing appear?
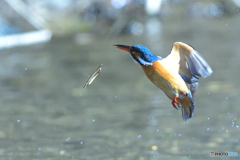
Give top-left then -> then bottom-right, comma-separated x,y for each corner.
165,42 -> 212,96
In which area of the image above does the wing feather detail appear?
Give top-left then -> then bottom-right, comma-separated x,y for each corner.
164,42 -> 212,95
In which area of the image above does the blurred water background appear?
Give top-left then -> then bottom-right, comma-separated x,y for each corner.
0,0 -> 240,159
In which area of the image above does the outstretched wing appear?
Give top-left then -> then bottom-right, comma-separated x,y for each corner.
164,42 -> 212,95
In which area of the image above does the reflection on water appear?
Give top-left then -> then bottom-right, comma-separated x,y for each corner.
0,15 -> 240,159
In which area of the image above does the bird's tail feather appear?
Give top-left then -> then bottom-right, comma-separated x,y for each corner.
181,92 -> 195,121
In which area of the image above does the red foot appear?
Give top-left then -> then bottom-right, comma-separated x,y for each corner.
171,96 -> 181,109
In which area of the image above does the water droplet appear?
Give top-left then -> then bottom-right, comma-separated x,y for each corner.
206,128 -> 209,131
226,23 -> 228,26
226,97 -> 228,100
92,119 -> 95,122
208,93 -> 210,95
38,148 -> 41,151
156,129 -> 159,132
80,94 -> 82,96
178,134 -> 181,136
228,113 -> 230,115
17,120 -> 20,123
137,135 -> 141,138
66,137 -> 70,141
80,141 -> 83,144
208,117 -> 210,120
25,68 -> 27,70
226,130 -> 228,133
236,125 -> 239,128
153,155 -> 155,158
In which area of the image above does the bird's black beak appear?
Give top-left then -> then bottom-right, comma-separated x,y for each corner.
113,44 -> 131,52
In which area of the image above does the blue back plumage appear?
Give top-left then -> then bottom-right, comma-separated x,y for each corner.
131,45 -> 159,65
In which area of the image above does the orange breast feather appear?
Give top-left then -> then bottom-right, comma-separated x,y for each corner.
141,60 -> 189,99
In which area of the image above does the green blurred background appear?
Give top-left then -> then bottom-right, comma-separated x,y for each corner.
0,0 -> 239,159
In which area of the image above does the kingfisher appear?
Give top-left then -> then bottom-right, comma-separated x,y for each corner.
114,42 -> 212,121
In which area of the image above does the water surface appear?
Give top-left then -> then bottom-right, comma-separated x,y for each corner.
0,14 -> 240,159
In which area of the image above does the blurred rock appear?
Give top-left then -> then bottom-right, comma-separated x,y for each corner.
15,0 -> 240,36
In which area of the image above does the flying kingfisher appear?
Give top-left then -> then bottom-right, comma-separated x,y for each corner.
114,42 -> 212,121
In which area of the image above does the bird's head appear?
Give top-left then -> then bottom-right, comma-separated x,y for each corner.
114,44 -> 159,66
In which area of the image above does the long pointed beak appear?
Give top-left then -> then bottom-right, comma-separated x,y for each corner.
113,44 -> 131,52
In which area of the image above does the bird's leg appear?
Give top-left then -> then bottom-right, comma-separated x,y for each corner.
172,96 -> 181,109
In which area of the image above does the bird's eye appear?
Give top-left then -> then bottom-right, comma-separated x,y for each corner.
129,47 -> 134,53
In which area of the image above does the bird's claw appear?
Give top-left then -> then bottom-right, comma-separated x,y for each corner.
171,96 -> 181,109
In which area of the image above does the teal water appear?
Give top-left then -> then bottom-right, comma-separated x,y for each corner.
0,14 -> 240,159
